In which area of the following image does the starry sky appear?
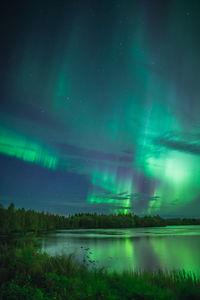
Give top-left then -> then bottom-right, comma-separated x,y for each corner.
1,0 -> 200,216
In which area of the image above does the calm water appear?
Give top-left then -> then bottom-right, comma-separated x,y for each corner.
40,225 -> 200,275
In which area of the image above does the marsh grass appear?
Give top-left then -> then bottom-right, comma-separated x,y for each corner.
0,234 -> 200,299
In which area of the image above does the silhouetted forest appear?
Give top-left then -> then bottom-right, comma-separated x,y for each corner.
1,203 -> 200,234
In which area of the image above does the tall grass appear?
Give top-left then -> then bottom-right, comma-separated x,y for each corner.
0,234 -> 200,299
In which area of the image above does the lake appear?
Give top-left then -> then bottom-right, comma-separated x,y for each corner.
40,225 -> 200,275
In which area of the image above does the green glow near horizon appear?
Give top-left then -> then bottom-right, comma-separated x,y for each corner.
0,128 -> 58,169
146,148 -> 200,215
86,86 -> 200,215
87,165 -> 133,214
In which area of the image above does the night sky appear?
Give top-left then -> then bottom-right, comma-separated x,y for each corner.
1,0 -> 200,216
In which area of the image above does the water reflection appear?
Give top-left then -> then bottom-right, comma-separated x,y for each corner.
40,226 -> 200,275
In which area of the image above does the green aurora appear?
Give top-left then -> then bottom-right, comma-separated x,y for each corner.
1,0 -> 200,216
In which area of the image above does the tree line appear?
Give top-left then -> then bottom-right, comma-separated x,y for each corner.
0,203 -> 200,234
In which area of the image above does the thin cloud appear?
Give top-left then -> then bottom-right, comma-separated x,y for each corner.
55,142 -> 133,164
156,134 -> 200,156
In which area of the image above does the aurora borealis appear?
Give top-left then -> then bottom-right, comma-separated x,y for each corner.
1,0 -> 200,216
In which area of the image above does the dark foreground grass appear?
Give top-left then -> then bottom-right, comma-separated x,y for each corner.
0,235 -> 200,300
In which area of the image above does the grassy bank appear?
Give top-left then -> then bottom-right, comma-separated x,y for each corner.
0,234 -> 200,300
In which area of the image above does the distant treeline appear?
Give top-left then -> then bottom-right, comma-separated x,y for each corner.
1,203 -> 200,234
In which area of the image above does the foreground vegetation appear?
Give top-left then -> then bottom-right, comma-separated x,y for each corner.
1,203 -> 200,234
1,203 -> 200,299
0,234 -> 200,300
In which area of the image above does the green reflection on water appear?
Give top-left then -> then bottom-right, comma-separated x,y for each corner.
86,237 -> 135,272
150,236 -> 200,275
41,227 -> 200,277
